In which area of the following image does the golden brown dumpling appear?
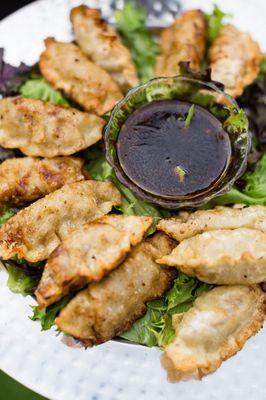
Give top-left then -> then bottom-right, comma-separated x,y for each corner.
157,228 -> 266,285
71,5 -> 139,92
156,10 -> 207,77
0,156 -> 87,205
0,97 -> 104,157
39,38 -> 123,115
56,233 -> 176,345
209,24 -> 263,97
36,215 -> 153,308
162,285 -> 266,381
0,181 -> 121,262
157,205 -> 266,242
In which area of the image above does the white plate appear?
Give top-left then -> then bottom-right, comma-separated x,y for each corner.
0,1 -> 266,399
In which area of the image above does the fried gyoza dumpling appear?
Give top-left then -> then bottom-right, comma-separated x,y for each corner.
162,285 -> 266,381
39,38 -> 123,115
36,215 -> 153,308
0,181 -> 121,262
0,97 -> 104,157
156,10 -> 207,77
209,24 -> 263,98
0,156 -> 87,205
56,233 -> 176,345
70,6 -> 139,92
157,205 -> 266,242
157,228 -> 266,285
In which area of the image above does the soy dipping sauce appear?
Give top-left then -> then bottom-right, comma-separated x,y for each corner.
117,100 -> 232,199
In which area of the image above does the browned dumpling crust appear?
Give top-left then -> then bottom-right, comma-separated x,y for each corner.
209,24 -> 263,97
156,10 -> 207,77
70,5 -> 139,92
162,285 -> 266,381
157,205 -> 266,242
0,97 -> 104,157
56,233 -> 176,346
0,156 -> 87,205
0,181 -> 121,262
39,38 -> 123,115
36,215 -> 153,308
157,228 -> 266,285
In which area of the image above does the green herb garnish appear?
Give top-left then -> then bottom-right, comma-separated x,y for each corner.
184,104 -> 195,127
223,107 -> 248,134
175,166 -> 187,182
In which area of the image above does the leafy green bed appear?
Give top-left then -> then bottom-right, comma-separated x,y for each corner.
1,2 -> 266,349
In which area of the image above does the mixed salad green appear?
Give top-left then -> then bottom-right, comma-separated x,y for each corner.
1,3 -> 266,347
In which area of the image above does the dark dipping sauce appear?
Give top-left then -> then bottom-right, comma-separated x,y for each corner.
117,100 -> 232,199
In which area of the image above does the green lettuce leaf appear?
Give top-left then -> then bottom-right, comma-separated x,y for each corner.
120,273 -> 212,347
259,56 -> 266,77
6,263 -> 40,297
11,255 -> 44,269
0,206 -> 16,225
120,299 -> 174,347
114,2 -> 159,83
205,5 -> 229,45
84,146 -> 170,232
30,295 -> 72,331
244,154 -> 266,198
19,77 -> 70,106
206,153 -> 266,207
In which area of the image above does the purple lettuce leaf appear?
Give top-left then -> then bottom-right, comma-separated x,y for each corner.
0,48 -> 32,96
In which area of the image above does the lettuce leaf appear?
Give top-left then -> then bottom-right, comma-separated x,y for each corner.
114,2 -> 158,83
120,273 -> 212,347
0,206 -> 16,225
239,57 -> 266,146
5,263 -> 40,297
0,48 -> 32,96
120,299 -> 174,347
11,255 -> 44,269
85,146 -> 170,232
0,147 -> 19,163
206,153 -> 266,207
30,295 -> 73,331
19,77 -> 70,106
244,154 -> 266,198
205,5 -> 229,45
259,56 -> 266,77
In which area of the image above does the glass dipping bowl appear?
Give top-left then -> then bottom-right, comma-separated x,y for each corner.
104,76 -> 250,209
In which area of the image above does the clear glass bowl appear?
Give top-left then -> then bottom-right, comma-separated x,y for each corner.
104,76 -> 250,209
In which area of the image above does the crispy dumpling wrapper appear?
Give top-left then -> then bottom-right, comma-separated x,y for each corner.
56,233 -> 176,345
157,228 -> 266,285
36,215 -> 153,308
39,38 -> 123,115
0,97 -> 104,157
209,24 -> 263,98
156,10 -> 207,77
157,205 -> 266,242
0,181 -> 121,262
162,285 -> 266,381
0,156 -> 87,205
70,6 -> 139,92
